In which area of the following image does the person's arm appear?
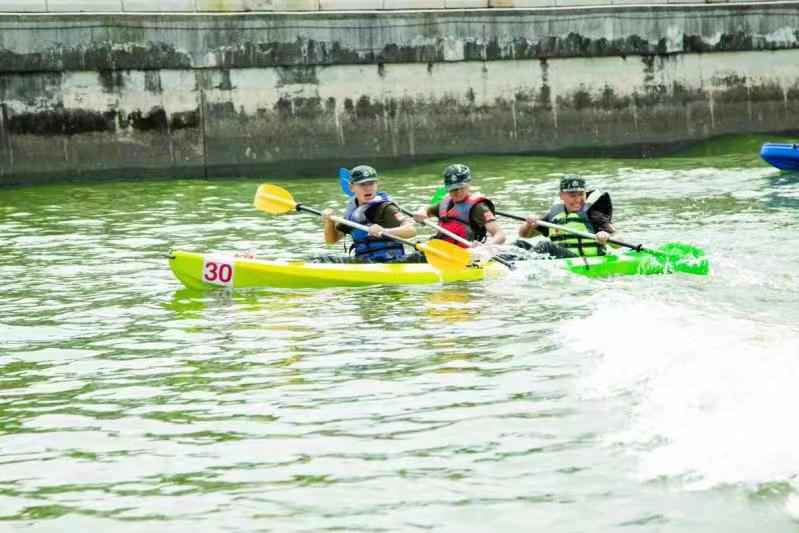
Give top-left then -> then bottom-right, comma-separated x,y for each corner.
371,218 -> 415,239
368,204 -> 416,239
591,213 -> 617,248
384,217 -> 416,239
520,211 -> 553,238
471,203 -> 505,246
484,220 -> 506,246
322,208 -> 345,244
518,216 -> 541,238
414,203 -> 439,223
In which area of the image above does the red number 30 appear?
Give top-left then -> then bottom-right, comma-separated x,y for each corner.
203,261 -> 233,284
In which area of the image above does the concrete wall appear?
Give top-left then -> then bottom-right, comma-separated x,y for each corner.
1,4 -> 799,183
0,0 -> 791,12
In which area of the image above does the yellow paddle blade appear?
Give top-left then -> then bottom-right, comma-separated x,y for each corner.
253,184 -> 297,215
418,239 -> 471,272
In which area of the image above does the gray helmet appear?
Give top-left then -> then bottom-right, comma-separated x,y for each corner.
443,164 -> 472,191
350,165 -> 378,184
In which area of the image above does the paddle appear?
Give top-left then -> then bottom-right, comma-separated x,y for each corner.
431,185 -> 707,269
495,209 -> 646,251
338,168 -> 514,270
338,167 -> 354,196
253,184 -> 472,273
428,185 -> 512,249
492,207 -> 707,270
434,185 -> 663,252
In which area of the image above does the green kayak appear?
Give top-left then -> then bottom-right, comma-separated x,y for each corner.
559,242 -> 709,278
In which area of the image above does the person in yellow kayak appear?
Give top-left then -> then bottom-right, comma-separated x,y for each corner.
517,175 -> 616,258
414,164 -> 506,249
318,165 -> 417,263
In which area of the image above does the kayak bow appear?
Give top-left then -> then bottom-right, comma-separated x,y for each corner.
760,143 -> 799,171
561,242 -> 709,278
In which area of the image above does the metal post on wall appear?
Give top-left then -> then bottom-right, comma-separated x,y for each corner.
0,103 -> 14,177
199,89 -> 208,179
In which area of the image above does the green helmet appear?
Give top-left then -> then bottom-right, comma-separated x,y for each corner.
443,164 -> 472,191
350,165 -> 378,184
560,175 -> 586,192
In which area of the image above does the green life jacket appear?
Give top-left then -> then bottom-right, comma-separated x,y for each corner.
543,190 -> 609,257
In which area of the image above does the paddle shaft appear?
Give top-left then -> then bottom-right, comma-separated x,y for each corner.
495,210 -> 643,252
261,190 -> 469,270
339,174 -> 474,248
397,206 -> 514,269
339,173 -> 492,248
296,203 -> 418,248
336,172 -> 511,268
397,206 -> 469,246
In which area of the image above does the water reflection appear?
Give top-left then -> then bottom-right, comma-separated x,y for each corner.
424,289 -> 475,323
765,171 -> 799,210
163,288 -> 207,316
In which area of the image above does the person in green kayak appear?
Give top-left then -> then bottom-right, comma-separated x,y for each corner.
517,175 -> 616,258
317,164 -> 416,263
413,163 -> 506,249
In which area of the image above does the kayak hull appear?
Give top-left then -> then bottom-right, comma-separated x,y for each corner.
760,143 -> 799,171
168,243 -> 708,290
168,250 -> 492,290
562,245 -> 709,278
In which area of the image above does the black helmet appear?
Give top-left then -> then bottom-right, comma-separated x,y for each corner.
559,174 -> 586,192
443,164 -> 472,191
350,165 -> 378,184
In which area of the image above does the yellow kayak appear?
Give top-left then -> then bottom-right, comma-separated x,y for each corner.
168,250 -> 499,289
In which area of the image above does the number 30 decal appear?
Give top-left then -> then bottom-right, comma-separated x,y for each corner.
202,255 -> 235,286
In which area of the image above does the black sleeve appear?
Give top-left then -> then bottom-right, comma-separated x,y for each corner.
335,222 -> 351,234
589,212 -> 615,233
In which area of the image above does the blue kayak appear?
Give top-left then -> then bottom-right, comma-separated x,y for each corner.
760,143 -> 799,171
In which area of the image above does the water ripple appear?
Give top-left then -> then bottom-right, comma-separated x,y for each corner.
2,148 -> 798,531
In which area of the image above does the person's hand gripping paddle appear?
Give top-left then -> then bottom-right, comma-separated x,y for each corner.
254,184 -> 472,273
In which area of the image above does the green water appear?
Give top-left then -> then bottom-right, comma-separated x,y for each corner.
2,136 -> 799,532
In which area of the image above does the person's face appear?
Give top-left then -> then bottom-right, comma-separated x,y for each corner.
352,180 -> 378,203
449,184 -> 470,202
560,190 -> 586,212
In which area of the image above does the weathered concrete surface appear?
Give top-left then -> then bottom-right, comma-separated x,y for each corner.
0,0 -> 791,12
2,6 -> 799,72
2,6 -> 799,183
153,51 -> 799,161
0,70 -> 206,180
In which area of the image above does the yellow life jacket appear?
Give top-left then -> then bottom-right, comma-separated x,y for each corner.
543,191 -> 608,257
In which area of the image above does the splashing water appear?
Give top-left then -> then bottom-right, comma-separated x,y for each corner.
566,293 -> 799,502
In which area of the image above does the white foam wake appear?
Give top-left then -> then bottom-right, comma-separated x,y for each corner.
562,293 -> 799,497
